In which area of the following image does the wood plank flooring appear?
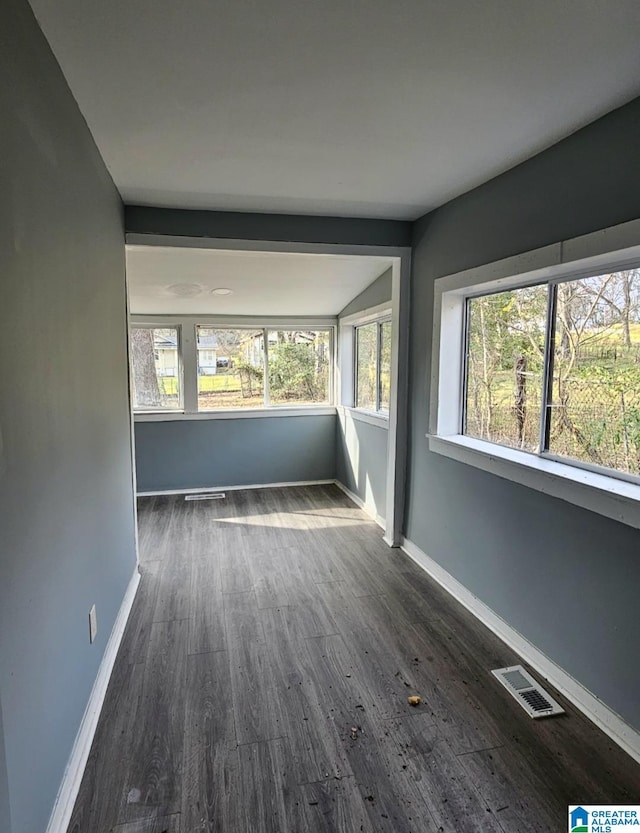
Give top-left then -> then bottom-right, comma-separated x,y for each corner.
67,484 -> 640,833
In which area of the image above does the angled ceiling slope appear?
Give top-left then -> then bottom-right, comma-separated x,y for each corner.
29,0 -> 640,219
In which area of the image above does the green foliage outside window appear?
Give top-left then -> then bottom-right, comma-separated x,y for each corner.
464,269 -> 640,476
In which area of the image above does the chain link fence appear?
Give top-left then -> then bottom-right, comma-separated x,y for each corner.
549,375 -> 640,475
465,370 -> 640,476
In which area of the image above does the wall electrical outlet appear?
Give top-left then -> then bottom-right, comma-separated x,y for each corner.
89,604 -> 98,644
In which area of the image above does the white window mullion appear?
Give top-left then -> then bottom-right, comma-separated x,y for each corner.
337,322 -> 354,408
263,328 -> 270,406
181,322 -> 198,414
329,326 -> 337,406
353,326 -> 359,407
538,284 -> 557,454
376,321 -> 382,412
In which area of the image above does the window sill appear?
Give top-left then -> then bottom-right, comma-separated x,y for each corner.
134,406 -> 337,422
427,433 -> 640,531
339,406 -> 389,429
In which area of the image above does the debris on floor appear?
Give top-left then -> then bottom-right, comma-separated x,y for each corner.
395,670 -> 413,687
408,695 -> 422,706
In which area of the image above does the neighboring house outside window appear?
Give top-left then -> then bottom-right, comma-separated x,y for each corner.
130,320 -> 334,415
130,326 -> 181,410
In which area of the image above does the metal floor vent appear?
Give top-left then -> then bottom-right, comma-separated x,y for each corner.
491,665 -> 564,719
184,492 -> 226,501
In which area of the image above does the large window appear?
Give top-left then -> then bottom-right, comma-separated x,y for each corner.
430,227 -> 640,529
130,326 -> 181,410
131,322 -> 333,413
462,271 -> 640,477
355,319 -> 391,414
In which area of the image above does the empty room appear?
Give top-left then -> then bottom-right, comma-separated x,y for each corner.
1,1 -> 640,832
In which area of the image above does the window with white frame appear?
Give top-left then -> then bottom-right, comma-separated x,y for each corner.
430,224 -> 640,524
355,319 -> 391,414
460,270 -> 640,478
130,326 -> 182,411
130,322 -> 334,414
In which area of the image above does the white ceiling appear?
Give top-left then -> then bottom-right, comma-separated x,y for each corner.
126,246 -> 394,315
29,0 -> 640,220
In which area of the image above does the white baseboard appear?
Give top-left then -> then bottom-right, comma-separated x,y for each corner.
401,537 -> 640,765
334,479 -> 386,532
46,568 -> 141,833
137,479 -> 335,497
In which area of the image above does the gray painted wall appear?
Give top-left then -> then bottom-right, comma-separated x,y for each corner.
336,414 -> 388,520
335,271 -> 392,518
135,415 -> 336,492
125,206 -> 411,247
339,267 -> 392,318
0,700 -> 10,833
0,2 -> 137,831
407,97 -> 640,731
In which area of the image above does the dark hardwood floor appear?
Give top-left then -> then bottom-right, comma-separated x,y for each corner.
67,485 -> 640,833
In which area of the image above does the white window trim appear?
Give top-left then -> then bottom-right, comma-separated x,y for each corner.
135,406 -> 337,422
337,405 -> 389,429
429,218 -> 640,531
130,314 -> 336,417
